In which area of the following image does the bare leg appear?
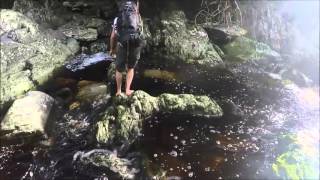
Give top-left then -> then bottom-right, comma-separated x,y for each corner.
125,68 -> 135,96
115,70 -> 123,96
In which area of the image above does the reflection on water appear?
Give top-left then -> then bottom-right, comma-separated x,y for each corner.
139,67 -> 319,179
0,58 -> 319,179
142,113 -> 268,179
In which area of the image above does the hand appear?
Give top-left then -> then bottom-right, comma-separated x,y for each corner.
109,49 -> 116,58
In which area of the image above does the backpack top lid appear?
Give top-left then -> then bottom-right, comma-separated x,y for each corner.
118,0 -> 139,32
119,0 -> 137,12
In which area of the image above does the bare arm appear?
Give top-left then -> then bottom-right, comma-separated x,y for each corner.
136,0 -> 140,13
109,27 -> 117,56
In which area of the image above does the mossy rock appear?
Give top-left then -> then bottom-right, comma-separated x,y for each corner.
0,10 -> 76,107
272,149 -> 318,180
223,36 -> 280,62
95,90 -> 223,147
272,133 -> 319,179
149,10 -> 222,68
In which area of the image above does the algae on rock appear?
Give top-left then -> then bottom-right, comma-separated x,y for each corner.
149,10 -> 223,68
96,90 -> 223,147
223,36 -> 280,62
0,10 -> 76,107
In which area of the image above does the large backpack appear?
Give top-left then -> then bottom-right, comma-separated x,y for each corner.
117,1 -> 141,44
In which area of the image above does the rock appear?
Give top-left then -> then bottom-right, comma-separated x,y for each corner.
65,52 -> 113,72
149,10 -> 222,68
223,36 -> 280,62
281,68 -> 313,87
95,90 -> 222,147
66,38 -> 80,54
203,24 -> 247,44
272,134 -> 318,180
77,80 -> 98,89
143,69 -> 178,81
0,9 -> 39,35
13,0 -> 69,28
89,40 -> 107,54
1,91 -> 54,137
62,1 -> 90,11
0,28 -> 5,36
73,149 -> 139,179
158,93 -> 223,117
98,2 -> 118,19
60,27 -> 97,41
0,10 -> 75,107
107,62 -> 116,82
76,83 -> 110,103
58,16 -> 107,41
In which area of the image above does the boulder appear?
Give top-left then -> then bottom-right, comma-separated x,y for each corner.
12,0 -> 69,28
76,83 -> 110,103
148,10 -> 222,68
60,27 -> 98,41
62,1 -> 90,11
158,93 -> 222,117
73,149 -> 139,179
65,52 -> 113,72
1,91 -> 54,137
203,24 -> 247,44
66,38 -> 80,54
58,15 -> 106,41
223,36 -> 280,62
96,90 -> 222,147
89,40 -> 107,54
0,10 -> 75,107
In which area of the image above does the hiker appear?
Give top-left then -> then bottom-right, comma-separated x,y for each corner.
109,0 -> 143,96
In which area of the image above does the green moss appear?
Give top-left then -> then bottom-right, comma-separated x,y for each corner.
150,10 -> 222,68
0,10 -> 74,107
96,121 -> 110,144
272,149 -> 318,180
159,94 -> 223,117
96,91 -> 223,145
282,79 -> 294,86
223,37 -> 280,62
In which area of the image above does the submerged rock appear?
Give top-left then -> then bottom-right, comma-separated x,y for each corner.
0,10 -> 75,107
96,90 -> 222,148
1,91 -> 54,137
73,149 -> 139,179
148,10 -> 222,68
76,83 -> 110,103
223,36 -> 280,62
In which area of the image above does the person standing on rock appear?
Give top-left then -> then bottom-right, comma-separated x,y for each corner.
109,0 -> 143,96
